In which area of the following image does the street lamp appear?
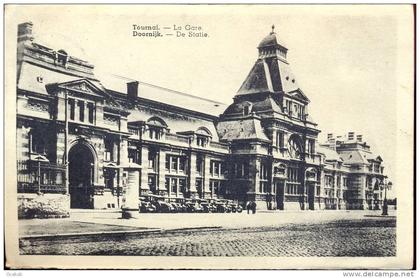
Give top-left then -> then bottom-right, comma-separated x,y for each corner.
31,154 -> 49,194
382,180 -> 392,216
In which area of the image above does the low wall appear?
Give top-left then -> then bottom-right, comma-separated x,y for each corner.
18,193 -> 70,219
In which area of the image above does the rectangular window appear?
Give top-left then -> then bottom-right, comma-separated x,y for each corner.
214,161 -> 220,176
165,178 -> 170,190
78,101 -> 84,122
148,175 -> 156,193
148,150 -> 156,170
171,178 -> 177,193
179,179 -> 186,195
148,128 -> 161,140
260,163 -> 268,180
171,156 -> 178,172
165,155 -> 170,171
196,137 -> 206,147
69,99 -> 75,120
104,139 -> 113,161
179,157 -> 186,172
196,155 -> 203,173
277,131 -> 284,148
128,147 -> 140,164
87,102 -> 94,124
195,178 -> 203,197
220,162 -> 226,176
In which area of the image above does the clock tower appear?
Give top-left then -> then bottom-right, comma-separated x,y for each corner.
217,26 -> 322,210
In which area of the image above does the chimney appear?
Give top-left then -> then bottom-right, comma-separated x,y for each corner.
18,22 -> 34,42
357,135 -> 363,142
127,81 -> 139,99
348,132 -> 355,141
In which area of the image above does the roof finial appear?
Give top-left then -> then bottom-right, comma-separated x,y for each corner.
271,24 -> 275,34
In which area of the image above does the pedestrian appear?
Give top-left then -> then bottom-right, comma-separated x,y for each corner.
246,201 -> 251,214
252,201 -> 257,214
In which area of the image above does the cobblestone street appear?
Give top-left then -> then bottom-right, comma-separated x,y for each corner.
20,215 -> 395,257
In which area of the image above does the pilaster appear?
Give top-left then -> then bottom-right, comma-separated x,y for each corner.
203,155 -> 211,197
188,152 -> 198,197
140,146 -> 150,195
157,149 -> 167,195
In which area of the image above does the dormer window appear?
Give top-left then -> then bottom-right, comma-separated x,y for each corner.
146,117 -> 167,140
56,50 -> 68,67
195,127 -> 212,147
196,136 -> 207,147
243,102 -> 252,116
149,127 -> 161,140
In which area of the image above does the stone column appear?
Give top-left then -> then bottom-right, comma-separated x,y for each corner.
157,149 -> 167,196
140,146 -> 150,195
188,152 -> 198,198
84,101 -> 89,124
203,155 -> 211,198
250,158 -> 260,195
119,138 -> 129,165
113,140 -> 118,162
360,175 -> 367,210
55,94 -> 66,122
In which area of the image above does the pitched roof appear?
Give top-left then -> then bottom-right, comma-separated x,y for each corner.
236,57 -> 306,100
317,145 -> 343,162
17,61 -> 227,117
338,150 -> 368,165
17,62 -> 96,95
97,73 -> 227,117
217,117 -> 270,142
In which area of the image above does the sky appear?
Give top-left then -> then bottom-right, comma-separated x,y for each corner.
7,5 -> 414,198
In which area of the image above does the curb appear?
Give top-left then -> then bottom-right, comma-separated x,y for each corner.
19,228 -> 162,241
19,226 -> 224,242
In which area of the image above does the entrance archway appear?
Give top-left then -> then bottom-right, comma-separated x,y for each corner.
68,143 -> 95,209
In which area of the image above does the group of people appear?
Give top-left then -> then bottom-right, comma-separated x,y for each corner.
246,201 -> 257,214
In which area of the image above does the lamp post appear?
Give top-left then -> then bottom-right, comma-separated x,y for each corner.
32,154 -> 49,194
382,180 -> 391,216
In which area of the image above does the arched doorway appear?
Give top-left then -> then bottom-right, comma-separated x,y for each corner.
68,143 -> 95,209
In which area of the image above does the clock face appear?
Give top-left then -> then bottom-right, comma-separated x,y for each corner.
288,138 -> 302,159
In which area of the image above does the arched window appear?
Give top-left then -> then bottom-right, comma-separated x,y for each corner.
146,117 -> 167,140
196,127 -> 212,147
288,135 -> 303,159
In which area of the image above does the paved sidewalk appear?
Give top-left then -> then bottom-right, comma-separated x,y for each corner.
19,209 -> 395,238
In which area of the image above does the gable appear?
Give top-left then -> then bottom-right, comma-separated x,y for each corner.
46,78 -> 125,114
287,89 -> 309,103
53,79 -> 106,99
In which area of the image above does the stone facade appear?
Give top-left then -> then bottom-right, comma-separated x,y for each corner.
15,22 -> 388,217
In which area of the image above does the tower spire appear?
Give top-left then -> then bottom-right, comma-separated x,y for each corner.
271,24 -> 275,34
